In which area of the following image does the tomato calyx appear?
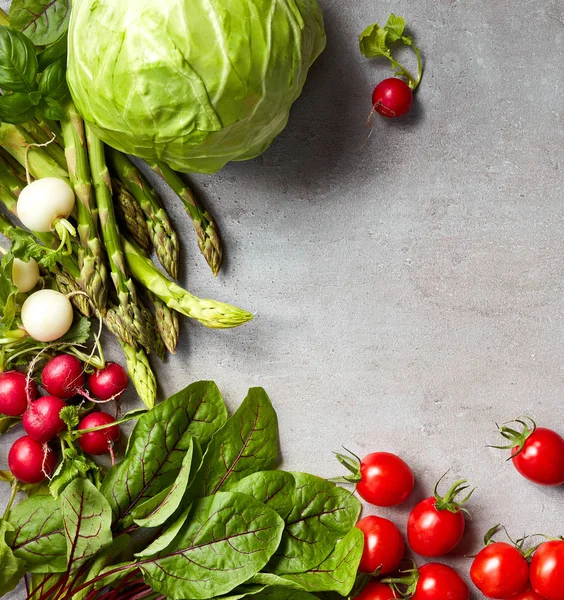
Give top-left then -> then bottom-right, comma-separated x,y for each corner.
490,417 -> 536,459
483,524 -> 545,560
433,472 -> 475,514
331,446 -> 363,484
381,562 -> 420,598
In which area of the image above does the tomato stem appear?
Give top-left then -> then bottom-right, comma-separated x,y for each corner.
489,417 -> 536,458
330,447 -> 362,484
433,473 -> 475,513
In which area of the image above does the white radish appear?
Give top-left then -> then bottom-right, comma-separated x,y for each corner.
17,178 -> 75,233
21,289 -> 74,342
12,258 -> 40,293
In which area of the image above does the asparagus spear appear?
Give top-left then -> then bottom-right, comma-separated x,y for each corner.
0,156 -> 25,197
107,149 -> 179,279
0,148 -> 27,182
0,123 -> 69,181
146,304 -> 167,361
20,120 -> 67,171
53,267 -> 92,317
150,292 -> 179,354
119,342 -> 157,409
122,236 -> 253,328
85,125 -> 153,352
113,180 -> 152,252
61,102 -> 108,311
151,162 -> 222,276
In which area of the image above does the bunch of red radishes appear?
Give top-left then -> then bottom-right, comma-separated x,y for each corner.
0,354 -> 129,484
345,417 -> 564,600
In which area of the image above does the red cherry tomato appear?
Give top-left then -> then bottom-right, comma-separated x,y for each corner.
353,581 -> 398,600
412,563 -> 469,600
356,515 -> 405,574
408,478 -> 471,557
357,452 -> 415,506
530,541 -> 564,600
506,585 -> 546,600
408,497 -> 465,557
470,542 -> 529,599
372,78 -> 413,118
511,428 -> 564,486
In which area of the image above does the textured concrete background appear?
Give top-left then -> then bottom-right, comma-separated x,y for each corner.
1,0 -> 564,598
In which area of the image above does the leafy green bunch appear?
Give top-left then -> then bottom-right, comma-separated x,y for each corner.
0,26 -> 68,124
0,382 -> 363,600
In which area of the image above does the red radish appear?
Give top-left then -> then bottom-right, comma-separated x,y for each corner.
8,436 -> 57,483
78,412 -> 120,455
23,396 -> 67,443
88,363 -> 128,401
42,354 -> 86,399
372,78 -> 413,118
0,371 -> 37,416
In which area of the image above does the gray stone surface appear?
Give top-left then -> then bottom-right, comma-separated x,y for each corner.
1,0 -> 564,598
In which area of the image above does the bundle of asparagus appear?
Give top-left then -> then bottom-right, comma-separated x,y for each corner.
0,112 -> 252,408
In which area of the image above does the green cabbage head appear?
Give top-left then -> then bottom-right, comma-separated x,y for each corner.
67,0 -> 326,173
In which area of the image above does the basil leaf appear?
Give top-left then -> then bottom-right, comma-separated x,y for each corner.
38,56 -> 68,99
132,437 -> 201,527
7,495 -> 67,573
136,492 -> 284,600
0,26 -> 38,92
194,387 -> 279,496
37,32 -> 67,70
61,478 -> 113,570
267,473 -> 361,574
281,528 -> 364,595
0,520 -> 26,596
227,470 -> 296,520
0,92 -> 36,124
36,96 -> 66,121
101,381 -> 227,523
10,0 -> 71,46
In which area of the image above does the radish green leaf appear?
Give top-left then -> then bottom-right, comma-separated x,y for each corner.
7,495 -> 66,573
136,492 -> 284,599
267,473 -> 361,574
281,528 -> 364,595
193,387 -> 279,496
101,381 -> 227,522
227,470 -> 295,520
0,520 -> 26,596
61,478 -> 113,570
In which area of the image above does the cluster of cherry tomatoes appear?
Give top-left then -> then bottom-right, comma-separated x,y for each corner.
339,417 -> 564,600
